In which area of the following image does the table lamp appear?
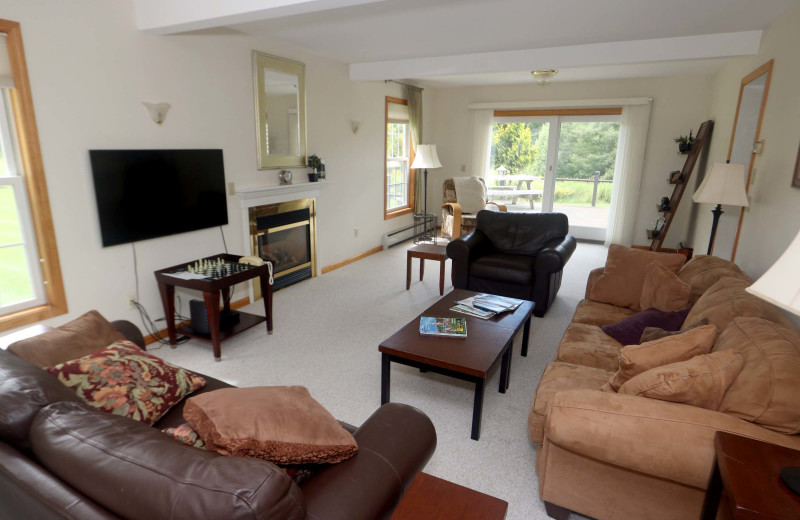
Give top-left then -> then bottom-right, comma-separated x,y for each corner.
692,162 -> 749,255
410,144 -> 442,242
746,227 -> 800,495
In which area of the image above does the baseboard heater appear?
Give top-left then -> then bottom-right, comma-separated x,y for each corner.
381,217 -> 437,248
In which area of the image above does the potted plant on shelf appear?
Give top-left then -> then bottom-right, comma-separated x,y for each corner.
307,154 -> 321,182
674,130 -> 695,153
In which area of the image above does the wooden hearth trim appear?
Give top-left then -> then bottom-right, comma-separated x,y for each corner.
321,245 -> 383,274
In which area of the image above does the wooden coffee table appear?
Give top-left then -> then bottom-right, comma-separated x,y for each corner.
391,472 -> 507,520
379,289 -> 533,440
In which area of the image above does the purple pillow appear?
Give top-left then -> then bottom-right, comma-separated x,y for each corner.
601,307 -> 690,346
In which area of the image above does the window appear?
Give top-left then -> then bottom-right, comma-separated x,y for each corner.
384,96 -> 415,219
0,21 -> 66,331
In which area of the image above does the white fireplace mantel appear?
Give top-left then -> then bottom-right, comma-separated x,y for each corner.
235,182 -> 326,293
234,181 -> 327,208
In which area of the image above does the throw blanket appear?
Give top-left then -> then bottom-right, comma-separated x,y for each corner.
453,177 -> 486,214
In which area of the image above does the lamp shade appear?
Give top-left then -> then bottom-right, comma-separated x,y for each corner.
692,162 -> 749,207
410,144 -> 442,169
746,229 -> 800,317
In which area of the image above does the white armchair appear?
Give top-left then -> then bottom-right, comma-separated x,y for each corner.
440,177 -> 507,239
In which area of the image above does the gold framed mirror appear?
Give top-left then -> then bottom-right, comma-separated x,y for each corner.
719,60 -> 773,261
252,51 -> 307,169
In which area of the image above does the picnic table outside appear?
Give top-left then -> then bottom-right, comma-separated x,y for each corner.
486,175 -> 544,209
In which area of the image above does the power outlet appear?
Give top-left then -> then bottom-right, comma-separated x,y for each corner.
128,296 -> 137,310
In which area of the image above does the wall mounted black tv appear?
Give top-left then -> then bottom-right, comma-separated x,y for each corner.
90,149 -> 228,247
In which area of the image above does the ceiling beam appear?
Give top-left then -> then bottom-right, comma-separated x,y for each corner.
134,0 -> 389,34
350,31 -> 762,81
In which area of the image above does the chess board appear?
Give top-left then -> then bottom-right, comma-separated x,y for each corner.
179,258 -> 256,280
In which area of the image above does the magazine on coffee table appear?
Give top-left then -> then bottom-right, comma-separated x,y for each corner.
451,294 -> 524,319
419,316 -> 468,338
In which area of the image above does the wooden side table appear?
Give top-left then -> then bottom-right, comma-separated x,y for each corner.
407,244 -> 449,295
701,431 -> 800,519
391,472 -> 507,520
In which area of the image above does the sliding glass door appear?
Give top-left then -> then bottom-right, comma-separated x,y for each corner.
489,114 -> 620,240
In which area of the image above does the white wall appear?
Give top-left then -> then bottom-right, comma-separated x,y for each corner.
688,0 -> 800,282
426,75 -> 713,248
2,0 -> 425,330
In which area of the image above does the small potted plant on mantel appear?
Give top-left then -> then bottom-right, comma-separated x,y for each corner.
674,130 -> 694,153
307,154 -> 321,182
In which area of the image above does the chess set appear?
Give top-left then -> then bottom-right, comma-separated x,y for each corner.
181,257 -> 256,280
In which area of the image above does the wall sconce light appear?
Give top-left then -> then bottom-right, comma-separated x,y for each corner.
351,120 -> 361,134
142,102 -> 171,125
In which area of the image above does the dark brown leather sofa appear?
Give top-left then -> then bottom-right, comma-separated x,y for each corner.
0,320 -> 436,520
447,211 -> 576,317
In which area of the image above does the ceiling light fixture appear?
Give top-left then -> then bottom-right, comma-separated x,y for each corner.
531,69 -> 558,85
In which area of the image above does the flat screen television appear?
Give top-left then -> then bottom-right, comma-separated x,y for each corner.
90,149 -> 228,247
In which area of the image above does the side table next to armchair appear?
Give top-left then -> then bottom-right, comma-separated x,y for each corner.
446,210 -> 576,317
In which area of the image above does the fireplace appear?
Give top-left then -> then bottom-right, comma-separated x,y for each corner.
248,198 -> 317,296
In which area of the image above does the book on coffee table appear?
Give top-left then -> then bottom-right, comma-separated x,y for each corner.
419,316 -> 468,338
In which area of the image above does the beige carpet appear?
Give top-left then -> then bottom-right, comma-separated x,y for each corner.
153,240 -> 607,520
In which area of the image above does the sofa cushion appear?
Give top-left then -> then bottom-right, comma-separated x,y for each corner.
607,325 -> 717,391
30,401 -> 305,520
640,318 -> 709,343
715,317 -> 800,434
678,255 -> 752,304
470,252 -> 536,285
571,299 -> 636,327
682,277 -> 792,334
476,210 -> 568,254
618,351 -> 743,410
640,261 -> 691,312
0,348 -> 85,449
606,324 -> 718,391
184,386 -> 358,465
556,323 -> 623,372
589,245 -> 686,310
601,307 -> 690,346
529,362 -> 613,444
8,310 -> 126,368
46,341 -> 206,426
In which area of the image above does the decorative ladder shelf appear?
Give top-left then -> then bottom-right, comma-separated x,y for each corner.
649,119 -> 714,251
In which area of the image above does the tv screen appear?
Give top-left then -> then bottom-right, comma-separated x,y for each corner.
90,149 -> 228,247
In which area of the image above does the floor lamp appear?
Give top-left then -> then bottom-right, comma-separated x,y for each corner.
691,162 -> 749,255
746,226 -> 800,494
410,144 -> 442,243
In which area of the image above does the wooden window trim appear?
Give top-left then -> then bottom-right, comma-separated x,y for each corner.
384,96 -> 416,220
0,19 -> 67,332
494,108 -> 622,117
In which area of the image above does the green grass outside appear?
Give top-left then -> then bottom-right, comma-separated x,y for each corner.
490,179 -> 612,207
0,185 -> 35,307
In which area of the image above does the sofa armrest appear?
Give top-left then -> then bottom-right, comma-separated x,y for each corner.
110,320 -> 145,350
446,229 -> 490,289
301,403 -> 436,520
545,389 -> 800,489
535,235 -> 576,273
585,268 -> 604,299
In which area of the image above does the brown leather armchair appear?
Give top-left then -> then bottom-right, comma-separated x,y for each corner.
447,211 -> 576,317
441,177 -> 507,239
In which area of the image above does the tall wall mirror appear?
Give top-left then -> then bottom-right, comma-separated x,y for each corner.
253,51 -> 307,169
713,59 -> 773,260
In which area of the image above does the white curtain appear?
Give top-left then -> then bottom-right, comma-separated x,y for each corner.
605,102 -> 653,246
470,109 -> 493,178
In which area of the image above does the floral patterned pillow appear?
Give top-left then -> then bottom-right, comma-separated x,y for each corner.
47,340 -> 206,426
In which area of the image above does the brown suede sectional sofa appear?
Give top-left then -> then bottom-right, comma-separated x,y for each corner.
529,253 -> 800,520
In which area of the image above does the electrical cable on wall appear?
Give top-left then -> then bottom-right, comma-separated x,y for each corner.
130,243 -> 188,347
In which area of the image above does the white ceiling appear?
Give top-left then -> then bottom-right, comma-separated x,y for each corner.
135,0 -> 797,86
